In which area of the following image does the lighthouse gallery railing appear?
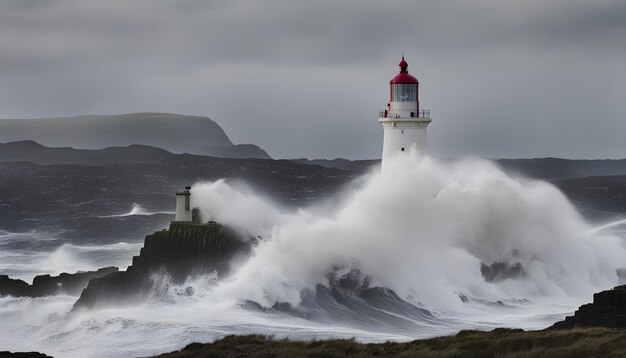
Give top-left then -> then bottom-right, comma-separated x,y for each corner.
379,109 -> 430,118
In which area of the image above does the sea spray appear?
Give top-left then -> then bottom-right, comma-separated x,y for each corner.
192,150 -> 626,310
588,218 -> 626,235
190,180 -> 286,237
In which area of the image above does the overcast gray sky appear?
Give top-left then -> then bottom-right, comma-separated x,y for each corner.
0,0 -> 624,159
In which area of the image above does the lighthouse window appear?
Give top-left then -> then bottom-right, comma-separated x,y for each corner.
392,83 -> 417,102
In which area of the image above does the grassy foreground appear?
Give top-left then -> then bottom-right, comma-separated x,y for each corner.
154,327 -> 626,357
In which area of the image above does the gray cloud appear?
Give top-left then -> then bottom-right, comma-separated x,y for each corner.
0,0 -> 624,159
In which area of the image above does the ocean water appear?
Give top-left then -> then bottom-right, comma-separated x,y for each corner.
1,151 -> 626,357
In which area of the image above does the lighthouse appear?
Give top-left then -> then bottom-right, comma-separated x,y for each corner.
379,56 -> 431,169
175,186 -> 192,222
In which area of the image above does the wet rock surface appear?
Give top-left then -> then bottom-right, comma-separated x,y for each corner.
73,221 -> 252,309
552,285 -> 626,329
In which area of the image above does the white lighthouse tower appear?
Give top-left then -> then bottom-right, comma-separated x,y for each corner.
174,186 -> 192,222
379,56 -> 431,169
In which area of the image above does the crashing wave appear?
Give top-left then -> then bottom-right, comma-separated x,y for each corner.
99,203 -> 175,218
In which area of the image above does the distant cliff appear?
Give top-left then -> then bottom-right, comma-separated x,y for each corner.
73,222 -> 252,309
0,140 -> 271,165
0,113 -> 271,159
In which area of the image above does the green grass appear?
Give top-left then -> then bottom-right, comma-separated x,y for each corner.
153,327 -> 626,357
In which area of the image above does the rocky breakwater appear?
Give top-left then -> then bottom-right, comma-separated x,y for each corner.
552,285 -> 626,329
73,221 -> 252,309
0,267 -> 118,298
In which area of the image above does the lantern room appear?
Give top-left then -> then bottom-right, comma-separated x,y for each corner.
390,56 -> 419,104
380,56 -> 430,119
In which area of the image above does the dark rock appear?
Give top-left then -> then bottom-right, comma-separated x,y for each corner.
73,221 -> 252,310
480,262 -> 525,283
0,352 -> 53,358
0,276 -> 29,297
0,267 -> 118,298
551,285 -> 626,329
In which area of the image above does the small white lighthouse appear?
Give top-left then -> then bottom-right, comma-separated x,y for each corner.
174,186 -> 192,222
379,56 -> 431,169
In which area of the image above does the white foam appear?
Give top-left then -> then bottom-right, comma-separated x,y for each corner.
194,151 -> 626,311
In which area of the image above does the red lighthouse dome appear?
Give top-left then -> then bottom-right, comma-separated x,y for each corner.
390,56 -> 418,84
387,55 -> 420,107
